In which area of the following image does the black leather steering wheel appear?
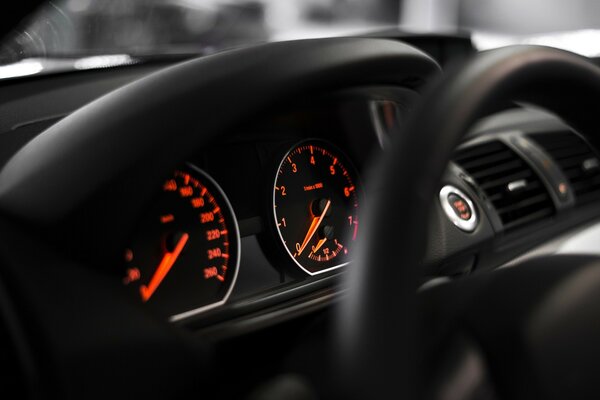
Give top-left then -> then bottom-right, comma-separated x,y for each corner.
1,37 -> 600,399
0,38 -> 438,398
339,45 -> 600,399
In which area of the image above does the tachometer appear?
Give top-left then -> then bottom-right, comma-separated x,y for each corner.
123,165 -> 240,320
273,140 -> 360,275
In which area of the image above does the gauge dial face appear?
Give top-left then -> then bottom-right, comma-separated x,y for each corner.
123,166 -> 239,320
273,140 -> 360,275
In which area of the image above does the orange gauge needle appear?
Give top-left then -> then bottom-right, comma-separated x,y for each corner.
297,199 -> 331,256
311,238 -> 327,255
140,232 -> 189,302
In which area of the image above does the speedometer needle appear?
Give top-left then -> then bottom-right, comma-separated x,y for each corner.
297,199 -> 331,256
140,232 -> 189,302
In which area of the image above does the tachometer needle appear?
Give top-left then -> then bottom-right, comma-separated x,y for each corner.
140,232 -> 189,302
297,199 -> 331,256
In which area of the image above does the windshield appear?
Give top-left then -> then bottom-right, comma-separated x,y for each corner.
2,0 -> 600,78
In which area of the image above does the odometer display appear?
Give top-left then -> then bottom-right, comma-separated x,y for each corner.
123,165 -> 239,320
273,140 -> 360,275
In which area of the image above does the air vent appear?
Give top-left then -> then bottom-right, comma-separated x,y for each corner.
529,131 -> 600,205
454,141 -> 554,231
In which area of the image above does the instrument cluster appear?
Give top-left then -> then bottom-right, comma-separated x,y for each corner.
123,138 -> 364,321
120,95 -> 404,321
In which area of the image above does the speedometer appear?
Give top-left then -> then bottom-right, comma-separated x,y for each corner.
123,165 -> 240,320
273,140 -> 360,275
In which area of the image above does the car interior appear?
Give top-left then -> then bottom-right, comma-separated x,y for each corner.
1,1 -> 600,399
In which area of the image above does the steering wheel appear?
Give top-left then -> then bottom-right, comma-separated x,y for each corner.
0,38 -> 599,399
339,45 -> 600,399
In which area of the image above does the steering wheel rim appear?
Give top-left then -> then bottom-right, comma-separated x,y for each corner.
0,38 -> 440,398
338,45 -> 600,399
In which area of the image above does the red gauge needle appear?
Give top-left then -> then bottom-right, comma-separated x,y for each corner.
140,232 -> 189,302
311,238 -> 327,255
297,199 -> 331,256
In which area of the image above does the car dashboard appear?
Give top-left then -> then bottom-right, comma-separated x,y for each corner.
1,33 -> 600,397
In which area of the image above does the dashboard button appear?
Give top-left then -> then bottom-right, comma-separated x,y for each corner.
440,185 -> 478,232
448,193 -> 472,220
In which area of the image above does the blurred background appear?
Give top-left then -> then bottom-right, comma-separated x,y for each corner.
0,0 -> 400,64
1,0 -> 599,66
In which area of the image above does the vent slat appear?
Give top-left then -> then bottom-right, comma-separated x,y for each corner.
470,159 -> 525,181
454,141 -> 506,162
547,146 -> 591,160
496,193 -> 551,214
479,170 -> 533,192
571,175 -> 600,191
530,131 -> 600,206
487,181 -> 543,203
502,208 -> 555,231
560,157 -> 590,169
454,141 -> 554,231
457,150 -> 517,171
